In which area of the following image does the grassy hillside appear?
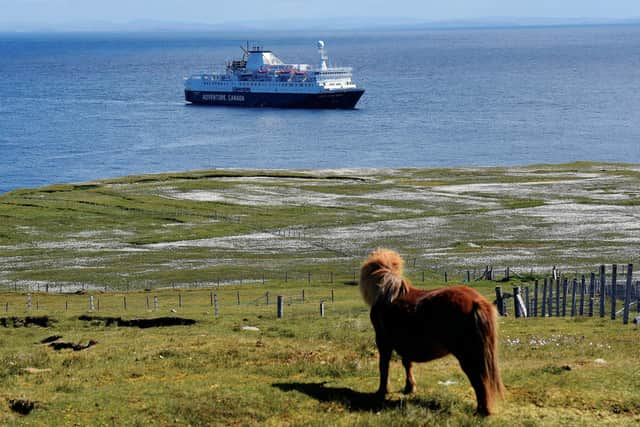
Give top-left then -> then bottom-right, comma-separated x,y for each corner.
1,163 -> 639,292
1,163 -> 639,425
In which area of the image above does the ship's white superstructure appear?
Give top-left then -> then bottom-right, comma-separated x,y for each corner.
184,41 -> 364,109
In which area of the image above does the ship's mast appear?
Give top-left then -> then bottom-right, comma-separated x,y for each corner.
240,41 -> 249,60
317,40 -> 328,71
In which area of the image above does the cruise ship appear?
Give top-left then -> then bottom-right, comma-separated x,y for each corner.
184,41 -> 364,109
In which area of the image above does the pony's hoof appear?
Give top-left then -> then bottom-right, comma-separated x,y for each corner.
374,389 -> 388,399
475,407 -> 491,417
403,385 -> 416,394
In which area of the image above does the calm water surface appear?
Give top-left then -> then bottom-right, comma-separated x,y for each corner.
1,26 -> 639,193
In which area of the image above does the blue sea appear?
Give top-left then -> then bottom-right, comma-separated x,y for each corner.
1,25 -> 640,193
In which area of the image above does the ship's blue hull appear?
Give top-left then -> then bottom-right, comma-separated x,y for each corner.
185,89 -> 364,109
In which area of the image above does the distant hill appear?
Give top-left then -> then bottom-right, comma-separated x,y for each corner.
1,16 -> 640,33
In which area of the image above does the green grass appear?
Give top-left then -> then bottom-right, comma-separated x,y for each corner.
1,163 -> 640,425
0,280 -> 639,426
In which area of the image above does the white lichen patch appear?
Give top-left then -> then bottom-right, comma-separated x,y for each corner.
146,232 -> 316,253
166,185 -> 348,207
519,203 -> 640,238
2,165 -> 639,288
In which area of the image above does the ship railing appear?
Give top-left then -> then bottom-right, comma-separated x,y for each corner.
316,67 -> 352,73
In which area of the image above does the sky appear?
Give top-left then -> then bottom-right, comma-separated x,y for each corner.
2,0 -> 640,30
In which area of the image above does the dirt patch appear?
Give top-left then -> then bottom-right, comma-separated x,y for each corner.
40,335 -> 97,351
8,399 -> 36,415
49,340 -> 97,351
40,335 -> 63,343
0,316 -> 55,328
78,315 -> 196,328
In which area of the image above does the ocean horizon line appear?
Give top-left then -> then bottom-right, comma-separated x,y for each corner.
2,17 -> 640,35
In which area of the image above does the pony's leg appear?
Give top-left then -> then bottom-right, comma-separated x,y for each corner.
402,357 -> 416,394
376,342 -> 392,397
458,356 -> 490,416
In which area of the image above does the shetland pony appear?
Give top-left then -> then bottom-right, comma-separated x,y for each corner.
360,248 -> 504,415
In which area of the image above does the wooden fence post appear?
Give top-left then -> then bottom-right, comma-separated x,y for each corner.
179,294 -> 182,308
547,280 -> 552,316
214,293 -> 219,317
611,264 -> 617,320
570,278 -> 577,317
555,279 -> 561,317
237,291 -> 240,305
579,275 -> 585,316
89,295 -> 94,312
301,289 -> 305,303
495,287 -> 504,316
513,286 -> 526,318
541,278 -> 547,317
533,280 -> 539,317
466,270 -> 470,283
444,271 -> 448,282
599,265 -> 606,317
123,296 -> 127,310
623,264 -> 633,325
589,272 -> 595,317
146,296 -> 150,310
320,301 -> 325,317
277,296 -> 284,319
525,286 -> 530,316
331,289 -> 334,303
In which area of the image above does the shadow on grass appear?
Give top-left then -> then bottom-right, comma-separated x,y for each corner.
273,382 -> 444,412
78,315 -> 196,328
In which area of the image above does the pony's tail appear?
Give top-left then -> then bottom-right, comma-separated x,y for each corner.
473,301 -> 504,412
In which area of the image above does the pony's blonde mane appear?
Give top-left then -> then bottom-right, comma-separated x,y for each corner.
359,248 -> 411,306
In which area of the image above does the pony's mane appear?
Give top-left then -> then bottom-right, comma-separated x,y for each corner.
360,248 -> 412,306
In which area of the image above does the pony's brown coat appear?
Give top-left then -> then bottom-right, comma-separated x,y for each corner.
360,248 -> 504,415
